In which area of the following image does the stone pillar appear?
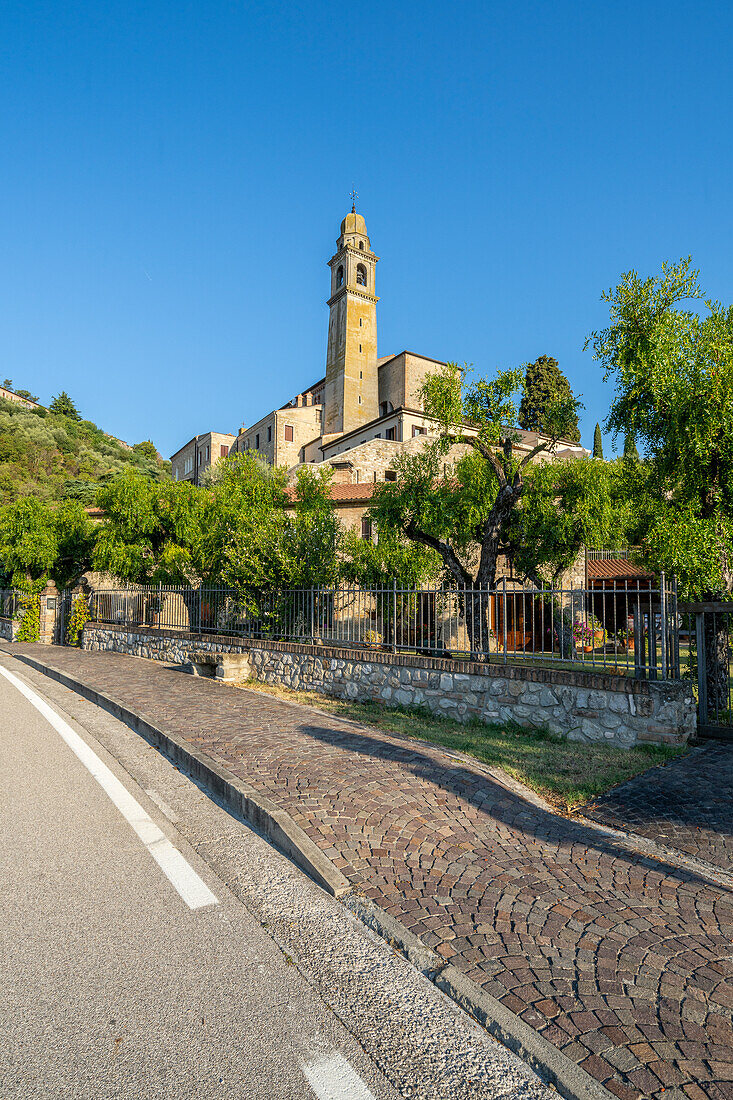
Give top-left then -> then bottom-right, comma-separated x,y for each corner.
38,582 -> 59,645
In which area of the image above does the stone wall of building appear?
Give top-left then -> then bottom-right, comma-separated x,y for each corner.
231,404 -> 323,469
171,431 -> 235,484
82,623 -> 695,748
276,405 -> 323,467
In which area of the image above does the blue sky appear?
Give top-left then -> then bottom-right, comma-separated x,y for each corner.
1,1 -> 731,458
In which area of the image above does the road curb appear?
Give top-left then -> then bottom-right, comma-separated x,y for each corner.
9,651 -> 350,899
13,649 -> 616,1100
346,895 -> 614,1100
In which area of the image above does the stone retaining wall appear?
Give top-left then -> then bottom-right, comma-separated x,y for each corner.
81,623 -> 696,748
0,616 -> 19,641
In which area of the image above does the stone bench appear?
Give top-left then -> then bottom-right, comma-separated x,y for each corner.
184,650 -> 252,683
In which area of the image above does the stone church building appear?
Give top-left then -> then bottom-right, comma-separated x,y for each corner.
171,205 -> 587,530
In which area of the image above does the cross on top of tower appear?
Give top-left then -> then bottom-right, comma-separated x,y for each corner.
349,188 -> 358,213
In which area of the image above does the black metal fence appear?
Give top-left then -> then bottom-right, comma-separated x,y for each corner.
86,578 -> 680,680
0,589 -> 21,619
679,601 -> 733,740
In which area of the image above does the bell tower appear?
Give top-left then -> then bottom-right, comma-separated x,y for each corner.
323,202 -> 379,438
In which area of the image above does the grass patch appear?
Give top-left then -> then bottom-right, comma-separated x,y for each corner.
236,680 -> 685,813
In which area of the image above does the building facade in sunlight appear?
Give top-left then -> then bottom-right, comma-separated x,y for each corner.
171,205 -> 587,506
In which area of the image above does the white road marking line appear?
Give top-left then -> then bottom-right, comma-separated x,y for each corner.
145,788 -> 179,822
301,1053 -> 377,1100
0,665 -> 218,911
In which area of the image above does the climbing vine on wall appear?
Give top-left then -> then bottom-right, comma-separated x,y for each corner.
66,593 -> 91,647
15,593 -> 41,642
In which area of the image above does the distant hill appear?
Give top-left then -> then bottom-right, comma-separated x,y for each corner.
0,397 -> 170,504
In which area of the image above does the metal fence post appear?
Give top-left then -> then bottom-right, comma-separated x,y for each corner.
633,603 -> 645,679
659,571 -> 667,679
695,611 -> 708,725
392,578 -> 397,654
671,575 -> 681,679
502,577 -> 508,664
310,585 -> 315,644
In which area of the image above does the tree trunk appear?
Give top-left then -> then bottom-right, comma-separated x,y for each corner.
461,587 -> 493,659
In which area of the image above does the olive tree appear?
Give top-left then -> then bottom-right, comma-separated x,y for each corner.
370,361 -> 581,653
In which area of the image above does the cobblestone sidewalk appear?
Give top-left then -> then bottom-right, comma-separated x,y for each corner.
10,646 -> 733,1100
583,744 -> 733,872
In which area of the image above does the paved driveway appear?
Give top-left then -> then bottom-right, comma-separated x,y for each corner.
583,743 -> 733,872
7,645 -> 733,1100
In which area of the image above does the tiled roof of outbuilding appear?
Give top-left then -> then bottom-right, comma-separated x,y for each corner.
285,483 -> 376,505
587,558 -> 653,580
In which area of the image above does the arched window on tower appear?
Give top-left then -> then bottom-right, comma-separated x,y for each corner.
359,241 -> 365,250
336,265 -> 344,287
356,263 -> 367,286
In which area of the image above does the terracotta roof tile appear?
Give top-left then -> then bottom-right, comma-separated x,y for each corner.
285,482 -> 376,504
587,558 -> 653,580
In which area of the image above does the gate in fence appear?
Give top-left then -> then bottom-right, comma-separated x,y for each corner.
56,588 -> 73,645
679,601 -> 733,741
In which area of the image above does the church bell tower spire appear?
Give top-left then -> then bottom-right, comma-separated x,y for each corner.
323,201 -> 379,438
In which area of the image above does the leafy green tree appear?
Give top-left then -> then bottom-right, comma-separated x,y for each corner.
217,460 -> 341,596
518,356 -> 581,443
199,453 -> 290,588
507,459 -> 631,587
53,501 -> 97,588
93,473 -> 203,585
132,440 -> 159,461
503,458 -> 635,655
370,361 -> 581,652
341,527 -> 441,588
286,465 -> 342,587
0,498 -> 58,588
49,392 -> 81,420
2,379 -> 12,390
593,423 -> 604,458
15,389 -> 39,403
340,525 -> 442,650
0,497 -> 94,589
589,257 -> 733,707
622,432 -> 640,462
589,257 -> 733,597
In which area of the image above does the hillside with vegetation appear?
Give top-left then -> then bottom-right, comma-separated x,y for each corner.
0,392 -> 170,504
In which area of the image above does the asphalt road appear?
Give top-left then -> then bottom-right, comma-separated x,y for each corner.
0,663 -> 398,1100
0,652 -> 552,1100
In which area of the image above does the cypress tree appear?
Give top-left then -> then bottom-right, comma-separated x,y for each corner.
518,356 -> 581,443
593,423 -> 603,458
623,431 -> 640,461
